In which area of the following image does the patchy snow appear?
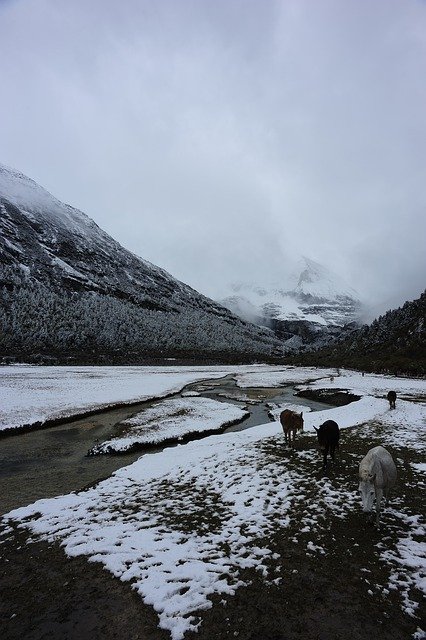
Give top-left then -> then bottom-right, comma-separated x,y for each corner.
0,366 -> 426,640
354,399 -> 426,453
381,509 -> 426,618
5,422 -> 302,638
89,398 -> 249,454
50,256 -> 89,281
2,365 -> 425,638
4,237 -> 23,254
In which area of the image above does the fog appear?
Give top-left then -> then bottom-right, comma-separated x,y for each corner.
0,0 -> 425,313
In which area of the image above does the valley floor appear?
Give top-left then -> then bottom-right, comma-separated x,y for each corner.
0,367 -> 425,640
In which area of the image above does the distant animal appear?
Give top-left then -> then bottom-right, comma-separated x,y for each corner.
280,409 -> 304,447
330,376 -> 334,383
387,391 -> 396,409
359,446 -> 397,526
313,420 -> 340,469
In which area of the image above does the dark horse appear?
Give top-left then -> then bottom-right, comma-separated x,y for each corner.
314,420 -> 340,469
387,391 -> 396,409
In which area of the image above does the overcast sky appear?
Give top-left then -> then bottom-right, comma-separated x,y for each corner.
0,0 -> 425,312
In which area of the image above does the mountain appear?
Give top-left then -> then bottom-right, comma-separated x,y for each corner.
0,163 -> 282,363
291,291 -> 426,375
219,258 -> 361,349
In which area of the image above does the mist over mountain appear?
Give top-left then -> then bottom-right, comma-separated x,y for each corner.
0,163 -> 283,363
290,290 -> 426,375
219,258 -> 362,350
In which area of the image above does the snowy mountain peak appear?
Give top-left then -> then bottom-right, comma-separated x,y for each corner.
219,257 -> 361,345
292,256 -> 359,302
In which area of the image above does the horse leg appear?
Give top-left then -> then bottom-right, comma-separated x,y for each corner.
323,445 -> 328,469
384,487 -> 391,506
375,488 -> 383,526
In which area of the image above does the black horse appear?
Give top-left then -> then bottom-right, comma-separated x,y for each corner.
387,391 -> 396,409
314,420 -> 340,469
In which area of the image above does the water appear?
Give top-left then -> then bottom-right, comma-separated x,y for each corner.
0,375 -> 330,515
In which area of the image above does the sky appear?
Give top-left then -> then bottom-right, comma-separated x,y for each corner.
0,0 -> 425,313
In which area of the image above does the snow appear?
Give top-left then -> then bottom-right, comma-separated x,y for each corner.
300,369 -> 426,451
89,397 -> 249,454
292,256 -> 359,301
235,366 -> 335,389
0,364 -> 332,433
2,365 -> 425,638
411,463 -> 426,473
51,256 -> 88,281
0,162 -> 98,239
302,369 -> 426,400
220,257 -> 360,329
381,509 -> 426,618
4,237 -> 23,254
267,403 -> 312,422
5,421 -> 300,638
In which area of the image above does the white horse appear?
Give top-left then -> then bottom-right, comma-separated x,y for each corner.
359,446 -> 397,526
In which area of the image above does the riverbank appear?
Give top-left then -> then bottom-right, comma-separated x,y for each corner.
0,372 -> 329,515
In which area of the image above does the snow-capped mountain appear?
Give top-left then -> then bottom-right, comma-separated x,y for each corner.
220,258 -> 361,347
0,163 -> 281,362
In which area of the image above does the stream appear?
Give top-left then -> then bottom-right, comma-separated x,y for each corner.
0,375 -> 331,515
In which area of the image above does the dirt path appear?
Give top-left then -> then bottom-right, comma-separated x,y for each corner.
1,416 -> 424,640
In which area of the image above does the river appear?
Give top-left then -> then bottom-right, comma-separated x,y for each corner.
0,375 -> 330,515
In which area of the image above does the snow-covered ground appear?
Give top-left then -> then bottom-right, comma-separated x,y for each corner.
234,366 -> 336,389
1,366 -> 425,638
0,364 -> 334,433
267,395 -> 387,433
89,398 -> 249,454
299,369 -> 426,400
3,367 -> 425,639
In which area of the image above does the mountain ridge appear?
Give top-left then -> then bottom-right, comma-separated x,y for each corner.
0,163 -> 283,363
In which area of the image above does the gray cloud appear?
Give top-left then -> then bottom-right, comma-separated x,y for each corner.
0,0 -> 425,312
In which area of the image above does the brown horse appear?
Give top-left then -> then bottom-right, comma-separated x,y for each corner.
280,409 -> 304,447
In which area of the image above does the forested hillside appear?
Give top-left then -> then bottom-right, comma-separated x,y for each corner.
290,291 -> 426,375
0,266 -> 282,364
0,164 -> 282,363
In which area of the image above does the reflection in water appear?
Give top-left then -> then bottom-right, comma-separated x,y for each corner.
0,375 -> 330,515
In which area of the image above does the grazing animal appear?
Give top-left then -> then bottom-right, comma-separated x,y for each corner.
387,390 -> 396,409
359,446 -> 397,526
314,420 -> 340,469
280,409 -> 304,447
